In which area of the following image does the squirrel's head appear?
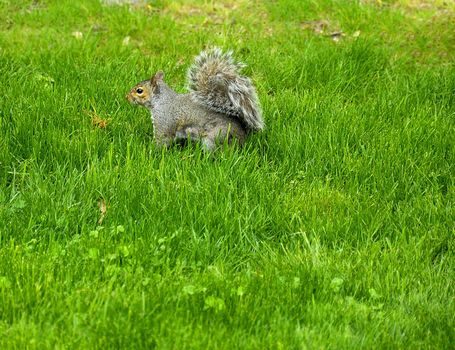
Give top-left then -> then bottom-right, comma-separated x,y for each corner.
126,71 -> 164,108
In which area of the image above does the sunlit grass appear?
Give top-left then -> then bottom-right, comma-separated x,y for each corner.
0,0 -> 454,348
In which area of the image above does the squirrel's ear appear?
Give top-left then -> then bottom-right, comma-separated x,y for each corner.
153,71 -> 164,81
151,71 -> 164,94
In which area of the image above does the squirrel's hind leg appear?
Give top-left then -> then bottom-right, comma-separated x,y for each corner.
201,137 -> 216,151
201,128 -> 237,151
175,126 -> 201,141
174,126 -> 210,149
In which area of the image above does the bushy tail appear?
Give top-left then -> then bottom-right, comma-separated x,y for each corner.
187,48 -> 265,132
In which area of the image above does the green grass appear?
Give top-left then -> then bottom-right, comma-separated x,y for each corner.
0,0 -> 454,348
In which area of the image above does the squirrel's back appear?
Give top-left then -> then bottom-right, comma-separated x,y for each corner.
187,48 -> 265,132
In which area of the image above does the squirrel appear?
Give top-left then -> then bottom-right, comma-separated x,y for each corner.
126,48 -> 264,150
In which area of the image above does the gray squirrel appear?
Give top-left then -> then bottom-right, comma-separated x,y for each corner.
126,48 -> 264,150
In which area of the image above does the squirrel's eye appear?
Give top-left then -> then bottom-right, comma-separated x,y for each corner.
136,88 -> 143,94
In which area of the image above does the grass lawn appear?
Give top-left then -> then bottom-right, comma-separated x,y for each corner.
0,0 -> 454,348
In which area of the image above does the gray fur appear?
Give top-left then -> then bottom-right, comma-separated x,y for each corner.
127,48 -> 263,150
150,79 -> 246,150
187,48 -> 265,131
